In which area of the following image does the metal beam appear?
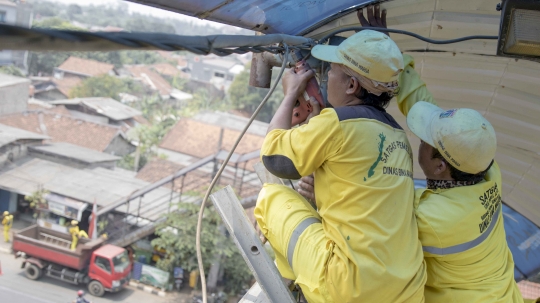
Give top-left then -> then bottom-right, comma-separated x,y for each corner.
211,186 -> 295,303
97,154 -> 216,216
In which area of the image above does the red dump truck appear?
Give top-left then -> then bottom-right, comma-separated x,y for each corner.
13,225 -> 131,297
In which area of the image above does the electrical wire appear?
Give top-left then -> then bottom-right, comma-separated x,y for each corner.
192,27 -> 499,302
317,26 -> 498,45
195,44 -> 290,303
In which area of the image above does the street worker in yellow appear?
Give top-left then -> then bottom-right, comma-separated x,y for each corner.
254,25 -> 435,302
69,220 -> 88,251
2,211 -> 13,242
404,101 -> 523,302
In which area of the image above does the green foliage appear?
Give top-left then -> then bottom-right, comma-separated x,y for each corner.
178,88 -> 229,117
69,75 -> 143,100
24,187 -> 49,218
222,250 -> 254,294
0,66 -> 25,77
117,96 -> 177,171
33,17 -> 85,30
151,202 -> 253,294
227,66 -> 284,123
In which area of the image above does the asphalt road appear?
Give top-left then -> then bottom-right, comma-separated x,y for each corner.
0,250 -> 184,303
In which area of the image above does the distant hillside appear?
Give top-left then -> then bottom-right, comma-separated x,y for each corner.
28,0 -> 253,36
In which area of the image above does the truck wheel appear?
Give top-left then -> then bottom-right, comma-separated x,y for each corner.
88,280 -> 105,297
25,264 -> 42,280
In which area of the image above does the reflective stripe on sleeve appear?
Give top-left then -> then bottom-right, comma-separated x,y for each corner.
287,217 -> 321,269
423,204 -> 501,255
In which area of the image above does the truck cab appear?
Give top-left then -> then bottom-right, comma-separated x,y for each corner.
88,245 -> 131,296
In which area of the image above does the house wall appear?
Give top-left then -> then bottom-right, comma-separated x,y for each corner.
104,135 -> 136,156
34,90 -> 68,101
0,3 -> 17,65
0,2 -> 32,68
0,140 -> 41,167
0,79 -> 30,115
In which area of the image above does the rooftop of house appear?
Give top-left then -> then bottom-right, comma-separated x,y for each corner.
0,111 -> 122,152
0,158 -> 172,220
50,97 -> 142,121
0,123 -> 49,147
150,63 -> 181,77
57,56 -> 115,77
0,73 -> 30,88
51,76 -> 82,97
126,65 -> 172,97
29,142 -> 121,164
159,118 -> 264,158
200,58 -> 242,70
136,158 -> 183,184
193,111 -> 268,137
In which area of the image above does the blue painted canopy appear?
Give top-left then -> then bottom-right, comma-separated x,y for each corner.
127,0 -> 375,35
503,204 -> 540,281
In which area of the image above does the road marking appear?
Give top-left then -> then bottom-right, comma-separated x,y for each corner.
0,285 -> 56,303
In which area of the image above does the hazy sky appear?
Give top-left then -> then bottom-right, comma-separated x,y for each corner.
49,0 -> 226,28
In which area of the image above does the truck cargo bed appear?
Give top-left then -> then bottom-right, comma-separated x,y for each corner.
13,225 -> 105,271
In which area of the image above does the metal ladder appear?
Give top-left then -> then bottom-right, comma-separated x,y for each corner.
40,233 -> 71,249
210,162 -> 295,303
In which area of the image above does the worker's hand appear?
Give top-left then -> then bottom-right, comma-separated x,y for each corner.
357,5 -> 389,36
298,174 -> 316,203
282,68 -> 315,101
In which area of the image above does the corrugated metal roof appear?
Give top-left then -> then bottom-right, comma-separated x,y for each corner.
0,158 -> 172,221
29,142 -> 121,164
0,123 -> 49,147
0,73 -> 30,87
51,97 -> 142,121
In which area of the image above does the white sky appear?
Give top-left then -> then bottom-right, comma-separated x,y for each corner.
48,0 -> 227,28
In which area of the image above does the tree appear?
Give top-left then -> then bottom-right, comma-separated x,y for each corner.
0,66 -> 25,77
69,75 -> 144,100
67,4 -> 82,20
227,65 -> 284,123
151,202 -> 253,295
32,17 -> 85,31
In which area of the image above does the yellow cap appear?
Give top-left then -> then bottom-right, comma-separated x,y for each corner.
71,220 -> 78,226
3,211 -> 8,216
407,101 -> 496,174
311,30 -> 404,83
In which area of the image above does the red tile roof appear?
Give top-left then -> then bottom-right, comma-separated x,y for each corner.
136,159 -> 260,198
57,57 -> 115,77
127,65 -> 172,96
0,111 -> 121,152
160,119 -> 264,158
150,63 -> 181,77
52,76 -> 82,97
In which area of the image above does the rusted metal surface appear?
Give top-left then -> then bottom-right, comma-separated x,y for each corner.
249,52 -> 294,88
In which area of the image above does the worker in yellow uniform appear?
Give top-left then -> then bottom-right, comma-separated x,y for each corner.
402,101 -> 523,302
69,220 -> 88,251
2,211 -> 13,243
255,10 -> 434,300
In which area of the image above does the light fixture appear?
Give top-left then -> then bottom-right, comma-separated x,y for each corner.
497,0 -> 540,61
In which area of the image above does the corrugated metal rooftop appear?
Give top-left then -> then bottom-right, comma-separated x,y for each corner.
29,142 -> 121,164
50,97 -> 142,121
0,123 -> 49,147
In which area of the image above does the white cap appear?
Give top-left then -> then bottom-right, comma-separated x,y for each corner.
311,30 -> 404,82
407,101 -> 496,174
